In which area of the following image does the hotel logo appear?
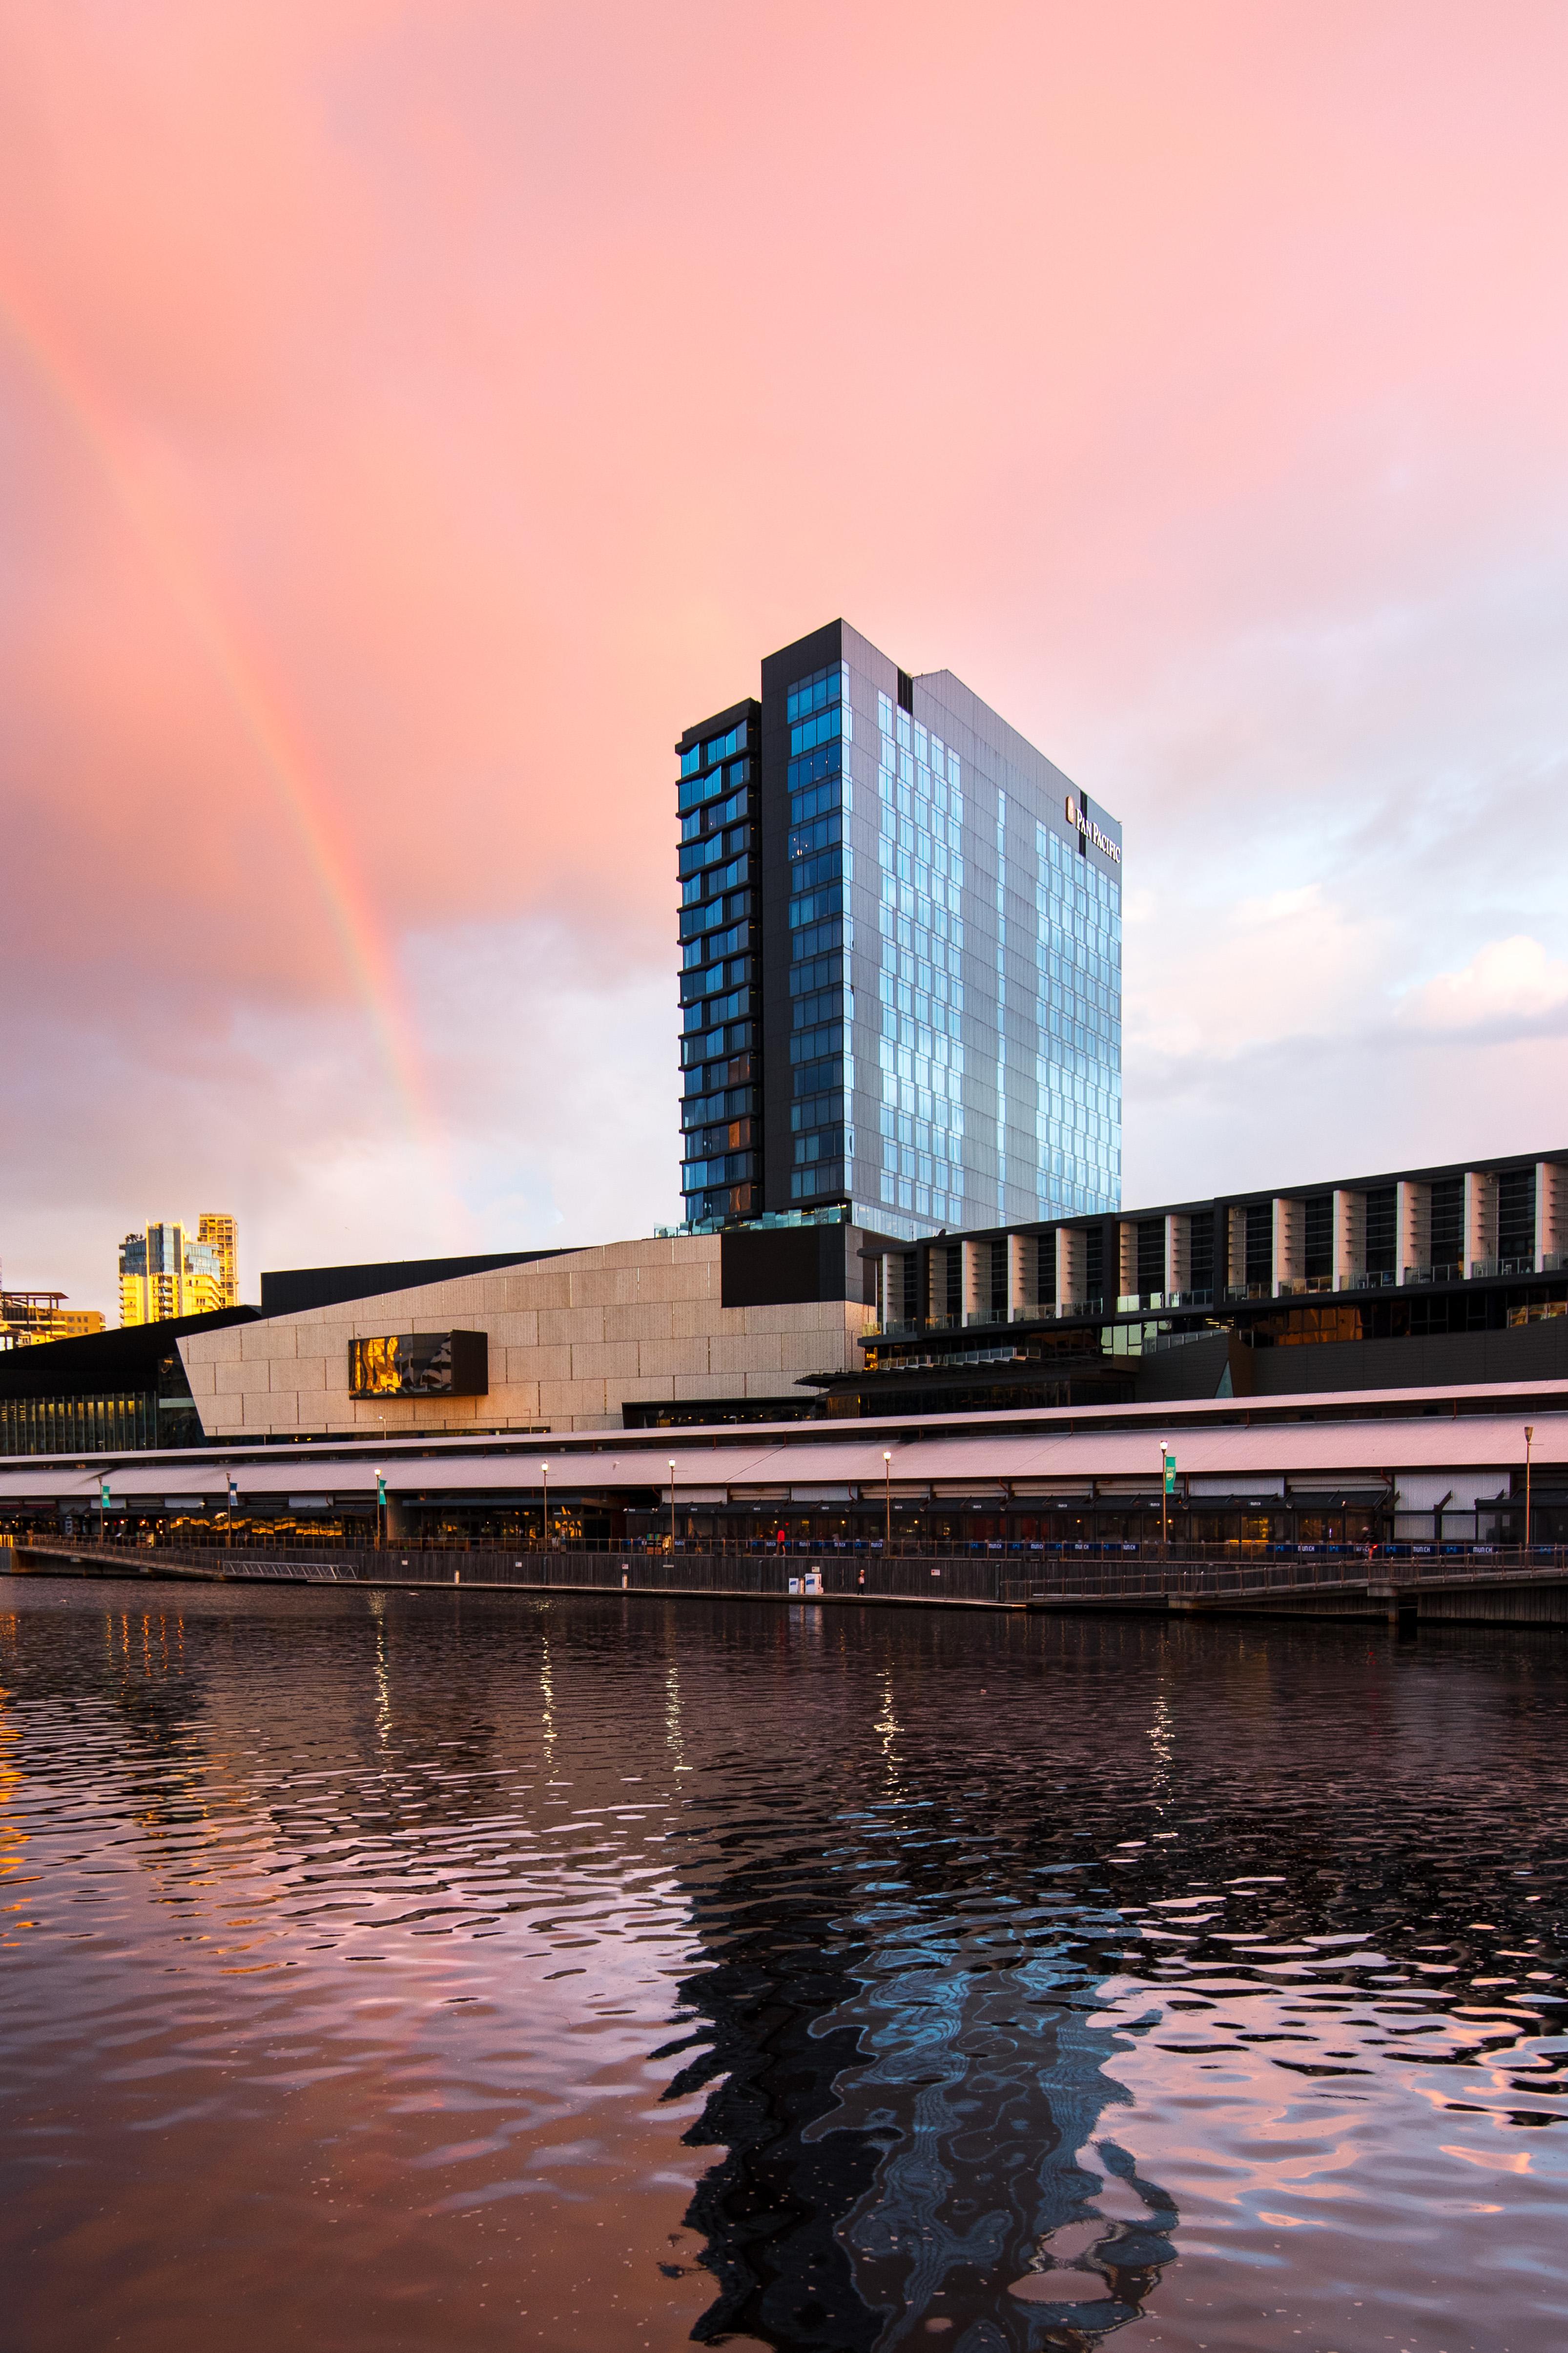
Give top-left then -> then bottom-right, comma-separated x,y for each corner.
1065,795 -> 1121,864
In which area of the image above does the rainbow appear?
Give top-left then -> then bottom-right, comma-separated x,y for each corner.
0,254 -> 446,1176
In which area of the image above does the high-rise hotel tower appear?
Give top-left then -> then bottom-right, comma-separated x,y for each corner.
676,621 -> 1122,1244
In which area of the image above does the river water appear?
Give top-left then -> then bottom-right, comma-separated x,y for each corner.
0,1578 -> 1564,2353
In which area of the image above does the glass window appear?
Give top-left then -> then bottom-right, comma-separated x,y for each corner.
789,707 -> 843,759
785,662 -> 848,724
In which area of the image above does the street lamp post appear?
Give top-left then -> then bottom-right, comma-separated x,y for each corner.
668,1459 -> 677,1555
541,1460 -> 549,1549
1525,1423 -> 1535,1553
883,1450 -> 892,1557
1159,1441 -> 1170,1557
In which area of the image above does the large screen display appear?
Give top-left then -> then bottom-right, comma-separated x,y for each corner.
348,1330 -> 488,1397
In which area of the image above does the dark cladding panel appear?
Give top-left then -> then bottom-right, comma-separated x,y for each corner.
0,1306 -> 257,1401
262,1251 -> 554,1317
720,1223 -> 854,1309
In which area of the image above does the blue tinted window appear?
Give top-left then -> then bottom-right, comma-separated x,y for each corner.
790,916 -> 843,962
677,768 -> 726,814
788,812 -> 841,862
788,954 -> 839,997
785,663 -> 847,724
787,745 -> 840,798
789,777 -> 841,829
789,707 -> 842,759
680,745 -> 701,778
701,721 -> 747,766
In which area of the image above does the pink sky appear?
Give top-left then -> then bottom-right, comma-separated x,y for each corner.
3,2 -> 1567,1312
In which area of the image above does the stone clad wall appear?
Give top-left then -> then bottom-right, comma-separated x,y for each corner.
179,1235 -> 869,1437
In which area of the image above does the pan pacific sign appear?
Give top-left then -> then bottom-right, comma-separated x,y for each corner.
1064,795 -> 1121,864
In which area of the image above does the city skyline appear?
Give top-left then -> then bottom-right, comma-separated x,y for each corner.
2,7 -> 1567,1317
118,1212 -> 239,1326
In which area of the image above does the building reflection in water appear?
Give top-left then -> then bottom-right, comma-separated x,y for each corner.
666,1761 -> 1178,2349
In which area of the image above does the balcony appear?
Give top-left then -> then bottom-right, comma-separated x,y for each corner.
1335,1269 -> 1396,1291
1224,1282 -> 1270,1302
1469,1258 -> 1538,1281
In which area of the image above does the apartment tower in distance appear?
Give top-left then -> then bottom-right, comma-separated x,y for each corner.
676,620 -> 1123,1243
119,1214 -> 239,1327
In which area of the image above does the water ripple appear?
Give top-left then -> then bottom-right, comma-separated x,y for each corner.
0,1581 -> 1565,2351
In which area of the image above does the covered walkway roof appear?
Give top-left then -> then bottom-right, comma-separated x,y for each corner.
0,1384 -> 1561,1505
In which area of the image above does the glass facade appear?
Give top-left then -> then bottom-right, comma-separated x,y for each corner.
676,703 -> 760,1226
779,628 -> 1121,1242
676,625 -> 1122,1241
784,659 -> 855,1210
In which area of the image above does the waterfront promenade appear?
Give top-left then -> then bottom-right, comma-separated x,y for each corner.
14,1534 -> 1568,1625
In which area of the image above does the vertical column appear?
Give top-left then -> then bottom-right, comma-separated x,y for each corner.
880,1252 -> 902,1330
1165,1213 -> 1190,1301
1333,1190 -> 1364,1289
1536,1162 -> 1566,1270
1465,1170 -> 1497,1274
1117,1221 -> 1137,1305
1056,1228 -> 1086,1315
961,1239 -> 987,1325
1007,1232 -> 1032,1319
1396,1179 -> 1431,1284
1226,1205 -> 1248,1297
1272,1197 -> 1303,1292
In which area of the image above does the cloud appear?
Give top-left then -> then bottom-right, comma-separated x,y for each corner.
1397,936 -> 1568,1034
1125,884 -> 1395,1062
2,2 -> 1568,1299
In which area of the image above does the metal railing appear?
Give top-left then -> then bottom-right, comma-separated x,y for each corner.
18,1533 -> 1568,1595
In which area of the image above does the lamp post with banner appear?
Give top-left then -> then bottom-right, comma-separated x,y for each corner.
99,1476 -> 110,1549
1159,1442 -> 1176,1557
541,1461 -> 550,1549
668,1459 -> 677,1556
883,1450 -> 892,1557
227,1471 -> 238,1552
373,1468 -> 387,1550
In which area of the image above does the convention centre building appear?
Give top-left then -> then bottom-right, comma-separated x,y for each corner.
0,1144 -> 1564,1457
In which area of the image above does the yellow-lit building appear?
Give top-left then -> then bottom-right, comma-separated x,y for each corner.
199,1213 -> 238,1305
0,1291 -> 105,1350
119,1215 -> 239,1327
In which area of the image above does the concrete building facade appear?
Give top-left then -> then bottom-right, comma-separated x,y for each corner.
179,1229 -> 875,1440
